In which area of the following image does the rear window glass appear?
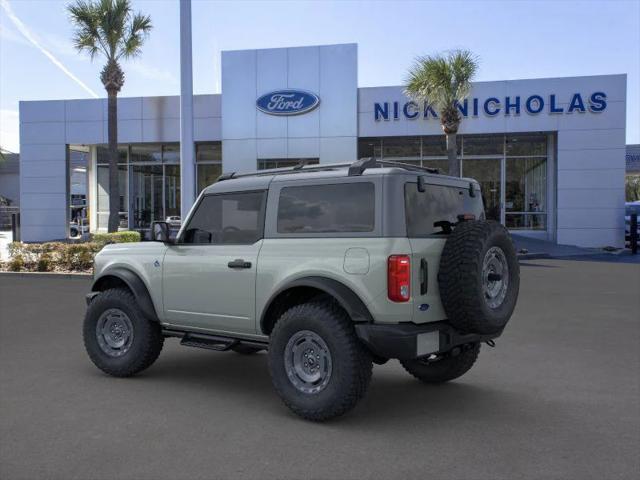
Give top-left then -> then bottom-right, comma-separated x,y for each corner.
405,183 -> 481,236
277,183 -> 375,234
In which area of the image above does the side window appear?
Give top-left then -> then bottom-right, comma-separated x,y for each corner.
182,191 -> 266,244
277,183 -> 375,234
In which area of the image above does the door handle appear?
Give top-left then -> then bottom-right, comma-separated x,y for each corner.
228,259 -> 252,269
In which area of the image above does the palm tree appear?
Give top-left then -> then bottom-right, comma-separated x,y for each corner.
405,50 -> 478,177
68,0 -> 152,232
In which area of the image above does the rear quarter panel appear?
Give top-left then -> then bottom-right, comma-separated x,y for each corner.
256,237 -> 441,329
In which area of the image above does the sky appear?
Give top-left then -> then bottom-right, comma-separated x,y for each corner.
1,0 -> 638,153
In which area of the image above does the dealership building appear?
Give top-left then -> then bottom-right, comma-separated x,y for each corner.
18,43 -> 627,246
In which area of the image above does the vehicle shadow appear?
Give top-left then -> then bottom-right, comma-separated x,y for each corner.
120,345 -> 537,429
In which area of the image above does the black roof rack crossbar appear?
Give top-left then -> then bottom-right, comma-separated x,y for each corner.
217,172 -> 236,181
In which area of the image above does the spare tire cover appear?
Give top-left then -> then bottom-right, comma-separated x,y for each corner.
437,220 -> 520,334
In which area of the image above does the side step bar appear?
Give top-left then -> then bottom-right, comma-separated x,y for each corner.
162,329 -> 268,352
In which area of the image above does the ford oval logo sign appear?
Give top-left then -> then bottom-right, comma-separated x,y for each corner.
256,90 -> 320,116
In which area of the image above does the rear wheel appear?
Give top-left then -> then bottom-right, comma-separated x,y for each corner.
400,343 -> 480,383
268,301 -> 372,421
83,288 -> 164,377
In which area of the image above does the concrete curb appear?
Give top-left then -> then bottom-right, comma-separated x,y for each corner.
0,271 -> 91,279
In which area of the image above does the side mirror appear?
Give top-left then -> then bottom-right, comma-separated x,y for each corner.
152,221 -> 171,243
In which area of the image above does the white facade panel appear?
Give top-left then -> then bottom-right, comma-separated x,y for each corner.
320,136 -> 357,163
222,49 -> 257,141
193,117 -> 222,142
557,188 -> 625,208
193,94 -> 221,118
111,119 -> 144,144
19,144 -> 67,163
557,228 -> 623,248
142,96 -> 180,119
558,128 -> 626,151
557,208 -> 625,230
110,97 -> 143,120
65,99 -> 103,122
141,118 -> 180,142
20,122 -> 66,145
66,121 -> 104,144
20,225 -> 67,242
20,160 -> 66,179
318,44 -> 357,138
556,148 -> 626,170
257,138 -> 287,159
20,100 -> 65,123
288,137 -> 320,159
557,168 -> 625,190
222,139 -> 256,173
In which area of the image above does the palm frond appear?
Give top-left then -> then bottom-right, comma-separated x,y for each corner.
404,49 -> 479,112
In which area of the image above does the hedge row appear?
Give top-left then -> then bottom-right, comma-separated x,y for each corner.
2,230 -> 141,273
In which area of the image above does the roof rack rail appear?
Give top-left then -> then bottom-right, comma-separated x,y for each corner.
347,158 -> 439,176
217,172 -> 236,181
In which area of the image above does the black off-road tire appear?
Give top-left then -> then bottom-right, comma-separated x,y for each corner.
83,288 -> 164,377
400,343 -> 480,383
268,301 -> 373,421
438,220 -> 520,334
231,344 -> 264,355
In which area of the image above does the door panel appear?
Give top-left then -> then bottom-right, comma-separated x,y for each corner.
162,242 -> 262,334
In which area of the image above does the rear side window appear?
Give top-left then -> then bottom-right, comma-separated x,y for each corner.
277,183 -> 375,234
405,183 -> 481,236
182,191 -> 266,244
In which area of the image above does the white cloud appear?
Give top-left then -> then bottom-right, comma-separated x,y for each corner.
0,109 -> 19,153
0,0 -> 99,98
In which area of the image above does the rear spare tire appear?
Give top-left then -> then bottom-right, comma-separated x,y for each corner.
438,220 -> 519,334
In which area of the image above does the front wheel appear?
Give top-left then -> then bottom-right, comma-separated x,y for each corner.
268,301 -> 372,421
400,343 -> 480,384
83,288 -> 164,377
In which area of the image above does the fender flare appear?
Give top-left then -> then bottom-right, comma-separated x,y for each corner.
92,267 -> 159,322
260,276 -> 373,333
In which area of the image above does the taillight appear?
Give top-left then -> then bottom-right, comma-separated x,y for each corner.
388,255 -> 410,302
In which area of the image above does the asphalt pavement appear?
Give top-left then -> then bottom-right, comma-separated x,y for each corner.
1,259 -> 639,480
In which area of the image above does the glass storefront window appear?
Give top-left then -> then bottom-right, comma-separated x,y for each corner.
463,135 -> 503,156
164,165 -> 181,220
130,144 -> 162,163
357,133 -> 549,231
257,158 -> 319,170
382,136 -> 420,161
131,164 -> 163,229
505,157 -> 547,230
197,163 -> 222,194
97,146 -> 127,164
461,158 -> 502,222
421,136 -> 448,157
97,164 -> 129,229
506,134 -> 547,156
196,143 -> 222,162
163,144 -> 180,163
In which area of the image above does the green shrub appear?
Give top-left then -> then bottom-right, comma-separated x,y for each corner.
37,253 -> 53,272
92,231 -> 141,245
8,255 -> 24,272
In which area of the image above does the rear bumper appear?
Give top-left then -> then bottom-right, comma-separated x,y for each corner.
355,321 -> 502,360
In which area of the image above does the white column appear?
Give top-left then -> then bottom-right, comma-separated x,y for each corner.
179,0 -> 195,219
